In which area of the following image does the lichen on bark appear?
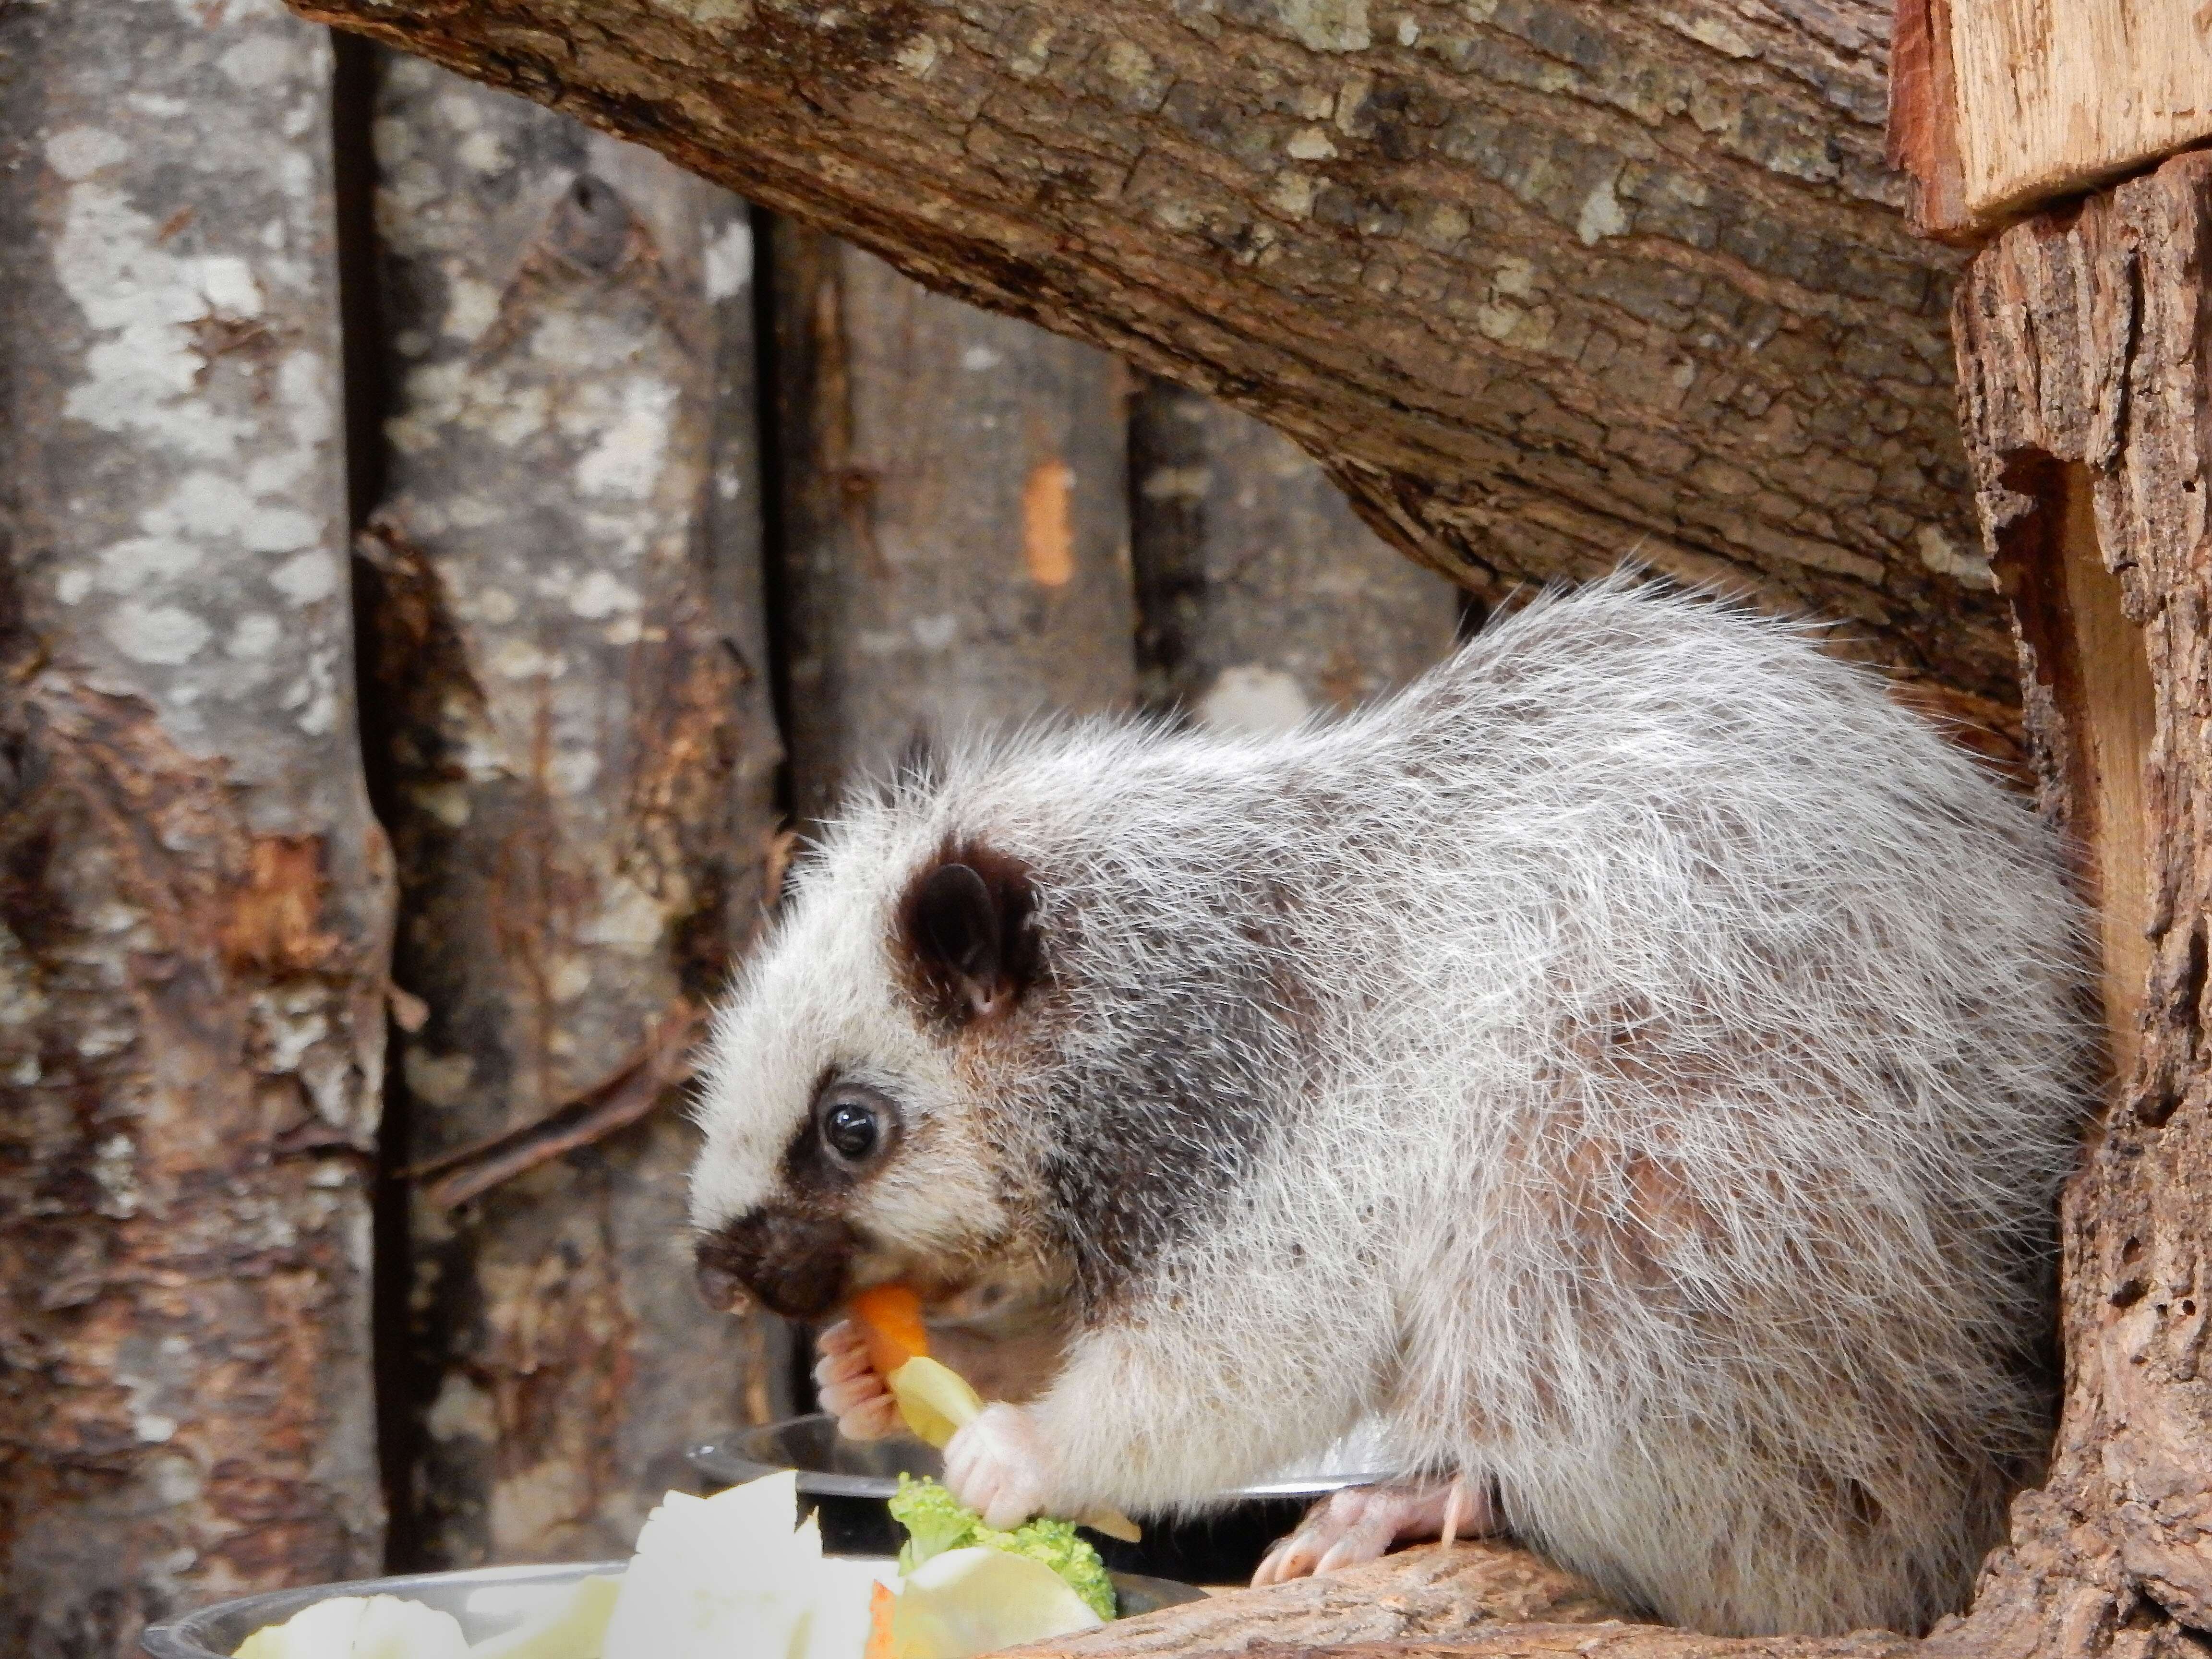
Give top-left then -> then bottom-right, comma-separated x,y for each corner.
358,57 -> 788,1566
0,1 -> 392,1650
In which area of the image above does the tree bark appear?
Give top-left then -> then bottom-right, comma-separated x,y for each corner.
357,57 -> 789,1567
1923,147 -> 2212,1659
282,0 -> 2026,757
1130,375 -> 1461,728
1041,1544 -> 1632,1659
0,2 -> 393,1653
771,225 -> 1137,824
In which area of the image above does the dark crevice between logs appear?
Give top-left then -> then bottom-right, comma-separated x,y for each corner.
746,204 -> 816,1416
328,31 -> 419,1570
1127,373 -> 1205,721
1988,451 -> 2154,1097
750,204 -> 800,843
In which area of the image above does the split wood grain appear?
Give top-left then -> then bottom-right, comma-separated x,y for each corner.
1942,145 -> 2212,1657
1892,0 -> 2212,239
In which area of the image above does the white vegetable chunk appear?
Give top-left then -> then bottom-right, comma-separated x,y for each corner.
232,1594 -> 469,1659
888,1547 -> 1105,1659
601,1472 -> 896,1659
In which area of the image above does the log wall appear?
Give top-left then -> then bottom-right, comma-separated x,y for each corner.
0,12 -> 1464,1646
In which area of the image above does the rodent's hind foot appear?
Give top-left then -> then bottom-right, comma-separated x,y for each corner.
1251,1476 -> 1493,1587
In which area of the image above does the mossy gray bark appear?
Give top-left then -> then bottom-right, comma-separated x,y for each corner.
0,3 -> 391,1651
359,58 -> 789,1567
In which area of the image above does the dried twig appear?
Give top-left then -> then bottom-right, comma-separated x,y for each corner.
406,999 -> 705,1209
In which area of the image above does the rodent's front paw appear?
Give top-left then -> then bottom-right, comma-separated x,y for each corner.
943,1402 -> 1056,1531
1251,1476 -> 1493,1586
814,1320 -> 901,1442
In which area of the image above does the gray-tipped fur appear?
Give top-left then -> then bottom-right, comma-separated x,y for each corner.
690,575 -> 2095,1636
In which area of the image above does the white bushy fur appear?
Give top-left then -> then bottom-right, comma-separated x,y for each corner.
690,575 -> 2094,1637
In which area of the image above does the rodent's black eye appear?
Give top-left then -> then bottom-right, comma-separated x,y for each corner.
805,1079 -> 898,1178
822,1099 -> 881,1163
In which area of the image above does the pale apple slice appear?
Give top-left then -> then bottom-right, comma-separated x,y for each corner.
885,1356 -> 984,1450
888,1547 -> 1105,1659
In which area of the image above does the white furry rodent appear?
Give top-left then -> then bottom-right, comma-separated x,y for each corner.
688,576 -> 2094,1637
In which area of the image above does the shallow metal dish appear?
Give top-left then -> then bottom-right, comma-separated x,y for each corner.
690,1412 -> 1382,1585
141,1557 -> 1205,1658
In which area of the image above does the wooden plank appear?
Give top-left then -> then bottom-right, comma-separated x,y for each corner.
1130,377 -> 1461,733
360,57 -> 789,1567
0,2 -> 392,1648
771,226 -> 1137,823
1891,0 -> 2212,238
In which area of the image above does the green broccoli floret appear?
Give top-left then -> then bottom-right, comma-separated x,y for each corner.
887,1474 -> 980,1571
887,1476 -> 1117,1620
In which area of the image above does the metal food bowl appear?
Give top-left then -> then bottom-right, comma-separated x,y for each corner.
141,1556 -> 1205,1658
690,1412 -> 1383,1585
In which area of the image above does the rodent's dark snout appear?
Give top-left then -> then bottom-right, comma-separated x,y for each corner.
693,1208 -> 858,1320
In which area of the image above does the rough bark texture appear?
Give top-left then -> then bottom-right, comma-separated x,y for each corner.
1039,1545 -> 1631,1659
1932,148 -> 2212,1659
283,0 -> 2027,757
1130,374 -> 1461,727
0,2 -> 394,1653
772,224 -> 1137,823
358,56 -> 789,1567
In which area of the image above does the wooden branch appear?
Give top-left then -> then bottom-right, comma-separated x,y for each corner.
768,223 -> 1138,820
1024,1546 -> 1909,1659
285,0 -> 2025,743
403,1000 -> 706,1209
1032,1545 -> 1635,1659
356,62 -> 792,1563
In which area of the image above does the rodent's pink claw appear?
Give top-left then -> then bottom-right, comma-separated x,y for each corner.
814,1321 -> 901,1442
1251,1477 -> 1492,1587
944,1402 -> 1056,1531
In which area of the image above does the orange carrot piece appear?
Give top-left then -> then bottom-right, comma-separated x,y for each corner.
865,1579 -> 898,1659
851,1283 -> 930,1376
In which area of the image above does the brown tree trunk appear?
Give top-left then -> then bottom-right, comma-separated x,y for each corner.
282,0 -> 2026,758
0,4 -> 393,1654
1129,376 -> 1461,727
771,225 -> 1138,823
1924,148 -> 2212,1659
357,57 -> 788,1567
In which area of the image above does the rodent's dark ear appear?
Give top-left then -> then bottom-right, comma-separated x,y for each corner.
897,846 -> 1040,1024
